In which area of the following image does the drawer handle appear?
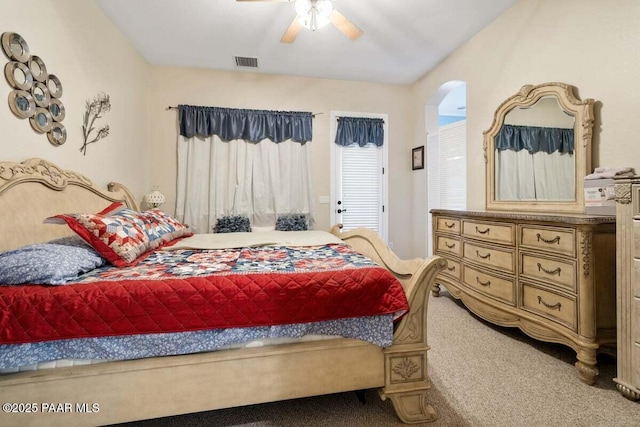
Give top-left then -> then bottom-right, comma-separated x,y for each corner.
537,263 -> 561,276
476,277 -> 491,287
475,226 -> 490,235
447,266 -> 456,271
445,242 -> 456,249
476,250 -> 491,260
536,233 -> 561,245
537,295 -> 561,311
445,221 -> 455,229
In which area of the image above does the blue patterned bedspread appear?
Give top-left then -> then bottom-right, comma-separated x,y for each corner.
0,315 -> 393,371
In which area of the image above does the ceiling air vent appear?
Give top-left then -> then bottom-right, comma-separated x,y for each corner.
234,56 -> 259,69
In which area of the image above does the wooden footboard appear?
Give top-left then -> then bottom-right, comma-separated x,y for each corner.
331,225 -> 447,423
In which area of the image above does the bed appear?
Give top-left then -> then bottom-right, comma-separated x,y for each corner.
0,158 -> 446,426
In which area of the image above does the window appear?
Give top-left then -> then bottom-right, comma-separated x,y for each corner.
426,83 -> 467,255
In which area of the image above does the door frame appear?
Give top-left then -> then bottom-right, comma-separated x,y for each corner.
329,111 -> 389,243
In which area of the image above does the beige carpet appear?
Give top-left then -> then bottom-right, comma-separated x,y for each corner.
114,291 -> 639,426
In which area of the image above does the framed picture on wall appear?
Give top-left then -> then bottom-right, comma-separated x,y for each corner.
412,146 -> 424,170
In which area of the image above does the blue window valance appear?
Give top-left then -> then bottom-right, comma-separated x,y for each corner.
178,105 -> 313,143
495,124 -> 574,154
335,117 -> 384,147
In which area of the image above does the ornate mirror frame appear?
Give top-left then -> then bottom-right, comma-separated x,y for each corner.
483,82 -> 594,213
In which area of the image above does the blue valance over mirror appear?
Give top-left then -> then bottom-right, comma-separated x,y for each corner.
335,117 -> 384,147
178,105 -> 313,143
495,124 -> 574,154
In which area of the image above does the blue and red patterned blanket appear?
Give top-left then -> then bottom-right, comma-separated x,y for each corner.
0,244 -> 409,344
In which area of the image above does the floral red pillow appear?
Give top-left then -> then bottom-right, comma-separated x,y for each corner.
45,203 -> 192,267
141,208 -> 193,250
45,203 -> 150,267
99,204 -> 193,250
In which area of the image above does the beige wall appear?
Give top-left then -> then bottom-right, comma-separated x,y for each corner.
411,0 -> 640,257
0,2 -> 415,257
147,67 -> 415,258
9,0 -> 635,260
0,0 -> 150,202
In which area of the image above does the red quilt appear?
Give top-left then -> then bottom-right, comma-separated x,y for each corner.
0,245 -> 409,345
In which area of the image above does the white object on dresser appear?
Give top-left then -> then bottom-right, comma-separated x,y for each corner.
614,176 -> 640,400
431,209 -> 616,385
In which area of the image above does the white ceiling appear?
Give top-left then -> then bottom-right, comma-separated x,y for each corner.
95,0 -> 518,85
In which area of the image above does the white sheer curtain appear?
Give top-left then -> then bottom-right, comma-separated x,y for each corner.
496,150 -> 574,201
176,135 -> 314,233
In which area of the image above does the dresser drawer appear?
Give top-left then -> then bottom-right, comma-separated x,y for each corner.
463,265 -> 515,305
521,283 -> 576,330
633,259 -> 640,298
462,220 -> 515,245
436,235 -> 461,257
633,341 -> 640,388
441,258 -> 461,280
435,217 -> 461,234
520,253 -> 576,292
463,241 -> 515,273
519,225 -> 575,257
633,218 -> 640,257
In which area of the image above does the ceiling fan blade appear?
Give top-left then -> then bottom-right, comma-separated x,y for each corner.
281,17 -> 302,43
329,10 -> 363,41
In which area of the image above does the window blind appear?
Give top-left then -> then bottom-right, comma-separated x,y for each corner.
439,120 -> 467,210
339,144 -> 382,233
426,120 -> 467,255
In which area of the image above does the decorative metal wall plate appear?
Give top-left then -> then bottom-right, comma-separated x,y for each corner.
28,55 -> 47,82
1,32 -> 30,63
31,81 -> 50,107
8,90 -> 35,119
4,61 -> 32,90
29,107 -> 53,133
49,98 -> 65,122
46,74 -> 62,98
47,122 -> 67,146
2,32 -> 66,146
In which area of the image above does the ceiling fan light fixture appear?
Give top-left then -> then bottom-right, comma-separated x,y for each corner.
295,0 -> 333,31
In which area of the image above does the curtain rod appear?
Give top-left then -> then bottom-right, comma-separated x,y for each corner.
166,106 -> 323,117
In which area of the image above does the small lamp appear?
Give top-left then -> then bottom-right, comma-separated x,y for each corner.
144,189 -> 166,208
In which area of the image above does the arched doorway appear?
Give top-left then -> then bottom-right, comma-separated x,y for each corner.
425,81 -> 467,255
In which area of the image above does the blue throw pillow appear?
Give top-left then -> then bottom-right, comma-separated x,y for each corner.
213,215 -> 252,233
0,236 -> 106,285
275,214 -> 308,231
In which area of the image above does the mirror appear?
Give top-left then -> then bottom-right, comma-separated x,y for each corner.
49,98 -> 65,122
31,81 -> 50,107
28,56 -> 47,82
8,90 -> 35,118
1,32 -> 30,63
484,83 -> 594,213
29,107 -> 53,133
4,61 -> 32,90
46,74 -> 63,98
2,32 -> 67,146
47,123 -> 67,146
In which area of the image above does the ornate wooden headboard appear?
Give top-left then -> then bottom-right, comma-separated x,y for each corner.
0,158 -> 137,252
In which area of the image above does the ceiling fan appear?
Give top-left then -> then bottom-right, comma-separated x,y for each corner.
236,0 -> 363,43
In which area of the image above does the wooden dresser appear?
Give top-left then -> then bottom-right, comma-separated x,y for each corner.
431,209 -> 616,384
614,177 -> 640,400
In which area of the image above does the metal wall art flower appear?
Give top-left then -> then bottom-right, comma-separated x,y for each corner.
81,92 -> 111,156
